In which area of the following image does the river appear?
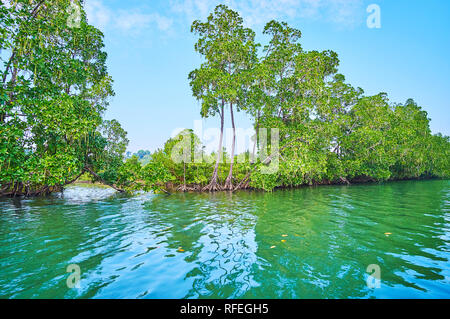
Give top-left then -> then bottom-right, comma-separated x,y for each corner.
0,180 -> 449,298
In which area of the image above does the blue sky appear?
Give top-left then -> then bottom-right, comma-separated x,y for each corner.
85,0 -> 450,153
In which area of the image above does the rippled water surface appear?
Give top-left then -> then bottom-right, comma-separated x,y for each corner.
0,180 -> 449,299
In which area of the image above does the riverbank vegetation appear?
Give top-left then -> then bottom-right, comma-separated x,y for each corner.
0,1 -> 128,196
1,2 -> 449,197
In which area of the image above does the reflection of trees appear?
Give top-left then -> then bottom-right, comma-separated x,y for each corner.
246,180 -> 449,298
353,180 -> 450,297
244,187 -> 350,298
143,192 -> 259,298
143,181 -> 449,298
325,180 -> 450,298
0,187 -> 132,298
1,180 -> 447,298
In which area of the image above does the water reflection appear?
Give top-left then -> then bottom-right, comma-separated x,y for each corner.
0,180 -> 449,298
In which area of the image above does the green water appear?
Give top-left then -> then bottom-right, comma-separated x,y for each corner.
0,180 -> 449,299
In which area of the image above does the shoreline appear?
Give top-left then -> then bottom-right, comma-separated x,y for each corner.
164,176 -> 445,194
1,176 -> 446,199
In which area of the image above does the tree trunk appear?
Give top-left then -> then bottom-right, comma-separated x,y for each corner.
85,167 -> 125,193
251,109 -> 261,163
180,162 -> 187,192
1,60 -> 17,123
203,99 -> 225,191
224,102 -> 236,190
63,169 -> 86,186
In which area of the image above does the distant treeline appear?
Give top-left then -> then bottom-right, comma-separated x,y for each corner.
126,150 -> 151,165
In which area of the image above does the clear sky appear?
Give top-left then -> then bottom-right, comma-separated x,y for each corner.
84,0 -> 450,153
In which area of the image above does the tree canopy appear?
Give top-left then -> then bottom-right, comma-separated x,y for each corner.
0,0 -> 127,196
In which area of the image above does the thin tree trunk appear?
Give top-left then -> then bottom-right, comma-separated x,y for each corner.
1,62 -> 17,123
63,169 -> 86,186
251,109 -> 261,163
224,102 -> 236,190
340,176 -> 350,185
203,99 -> 225,191
179,162 -> 186,192
85,167 -> 125,193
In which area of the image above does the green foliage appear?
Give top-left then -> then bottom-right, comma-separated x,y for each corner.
2,3 -> 448,196
189,5 -> 259,189
135,5 -> 450,194
0,0 -> 128,196
189,4 -> 258,112
140,161 -> 174,193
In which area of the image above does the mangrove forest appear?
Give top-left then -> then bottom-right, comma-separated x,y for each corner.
1,2 -> 449,197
